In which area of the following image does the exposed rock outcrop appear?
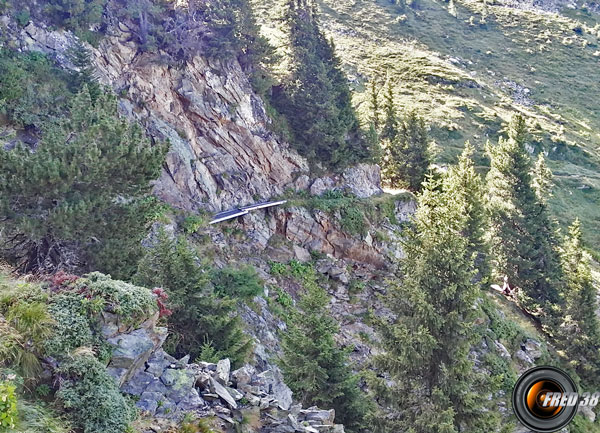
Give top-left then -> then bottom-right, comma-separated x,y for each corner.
12,21 -> 309,212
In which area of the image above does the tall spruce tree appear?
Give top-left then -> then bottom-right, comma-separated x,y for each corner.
273,0 -> 367,168
485,115 -> 560,313
380,80 -> 398,141
279,266 -> 370,433
370,177 -> 499,433
0,86 -> 167,277
445,142 -> 490,280
559,220 -> 600,385
369,79 -> 380,129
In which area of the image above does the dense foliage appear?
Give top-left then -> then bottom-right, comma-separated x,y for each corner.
0,380 -> 18,430
559,220 -> 600,386
272,0 -> 368,168
57,352 -> 137,433
0,49 -> 73,130
0,86 -> 167,277
211,265 -> 264,299
370,80 -> 431,191
135,230 -> 252,367
278,262 -> 371,433
486,115 -> 561,313
370,174 -> 500,433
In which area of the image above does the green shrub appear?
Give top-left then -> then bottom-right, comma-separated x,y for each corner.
45,272 -> 156,361
57,353 -> 136,433
44,0 -> 106,36
340,206 -> 367,236
182,215 -> 208,234
14,9 -> 29,27
0,49 -> 73,129
0,381 -> 18,430
0,282 -> 52,380
211,266 -> 264,299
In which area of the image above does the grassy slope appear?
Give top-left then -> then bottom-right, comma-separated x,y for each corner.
254,0 -> 600,248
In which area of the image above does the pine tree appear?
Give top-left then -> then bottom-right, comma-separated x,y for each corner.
369,79 -> 380,129
560,220 -> 600,385
272,0 -> 367,168
0,86 -> 167,277
370,177 -> 499,433
279,267 -> 370,433
135,229 -> 252,367
384,110 -> 431,191
380,80 -> 398,141
485,115 -> 560,312
445,142 -> 490,280
67,39 -> 100,99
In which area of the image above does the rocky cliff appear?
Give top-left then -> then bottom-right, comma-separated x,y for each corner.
14,19 -> 308,212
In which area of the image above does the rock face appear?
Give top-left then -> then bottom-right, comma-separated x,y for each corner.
13,21 -> 308,212
102,311 -> 168,387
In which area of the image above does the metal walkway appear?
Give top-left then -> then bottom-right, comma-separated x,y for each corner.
209,200 -> 287,224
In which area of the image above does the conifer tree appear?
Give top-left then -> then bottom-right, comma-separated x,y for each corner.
135,229 -> 252,367
381,80 -> 398,141
279,267 -> 370,433
560,220 -> 600,385
67,39 -> 100,99
485,115 -> 560,312
369,79 -> 380,129
384,110 -> 431,191
0,86 -> 167,277
272,0 -> 367,168
445,142 -> 490,280
370,177 -> 499,433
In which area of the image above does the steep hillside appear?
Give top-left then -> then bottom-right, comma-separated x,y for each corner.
254,0 -> 600,246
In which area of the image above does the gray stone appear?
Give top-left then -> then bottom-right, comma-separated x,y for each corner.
106,318 -> 167,386
231,364 -> 255,386
210,377 -> 238,409
301,408 -> 335,425
341,164 -> 383,198
578,404 -> 596,422
494,340 -> 511,359
122,370 -> 155,395
523,338 -> 543,359
176,389 -> 205,411
137,391 -> 165,416
294,174 -> 311,191
226,386 -> 244,401
514,349 -> 534,368
255,368 -> 293,410
156,400 -> 177,418
310,177 -> 335,196
216,358 -> 231,384
146,349 -> 177,377
293,245 -> 312,262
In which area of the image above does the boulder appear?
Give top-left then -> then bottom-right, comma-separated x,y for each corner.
105,315 -> 168,386
255,368 -> 293,410
301,407 -> 336,425
522,338 -> 543,360
216,358 -> 231,384
210,377 -> 238,409
494,341 -> 511,359
310,177 -> 336,196
341,164 -> 383,198
232,364 -> 255,386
